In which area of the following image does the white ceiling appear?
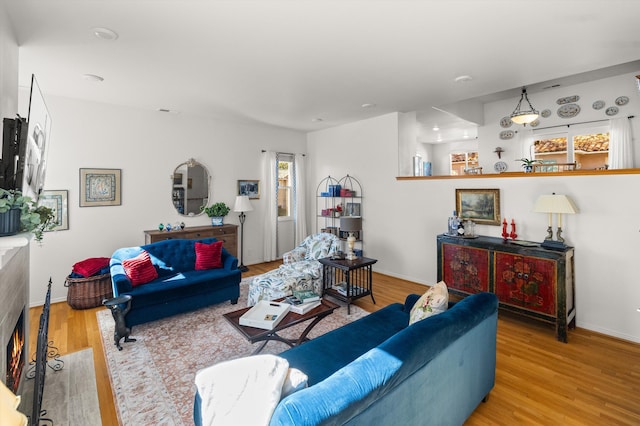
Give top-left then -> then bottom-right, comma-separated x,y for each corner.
3,0 -> 640,133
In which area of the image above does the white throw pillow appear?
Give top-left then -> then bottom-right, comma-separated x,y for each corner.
409,281 -> 449,325
195,355 -> 290,426
281,368 -> 308,398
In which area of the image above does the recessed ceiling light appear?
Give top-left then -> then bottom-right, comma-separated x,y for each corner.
311,118 -> 324,122
92,27 -> 119,40
82,74 -> 104,82
454,75 -> 473,83
432,125 -> 440,131
361,103 -> 376,108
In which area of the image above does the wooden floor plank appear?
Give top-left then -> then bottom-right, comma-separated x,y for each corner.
30,260 -> 640,425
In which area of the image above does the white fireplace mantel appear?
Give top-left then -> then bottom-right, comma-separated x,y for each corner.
0,234 -> 31,269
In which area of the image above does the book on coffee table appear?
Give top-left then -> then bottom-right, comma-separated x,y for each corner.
282,297 -> 322,315
239,300 -> 291,330
292,290 -> 321,303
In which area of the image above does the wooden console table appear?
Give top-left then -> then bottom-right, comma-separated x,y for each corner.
437,234 -> 575,342
143,224 -> 238,257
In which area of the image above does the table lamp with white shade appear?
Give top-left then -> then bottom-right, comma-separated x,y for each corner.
533,193 -> 578,250
233,195 -> 253,272
340,216 -> 362,260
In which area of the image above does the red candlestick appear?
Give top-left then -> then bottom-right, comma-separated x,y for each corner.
501,218 -> 509,240
509,219 -> 518,240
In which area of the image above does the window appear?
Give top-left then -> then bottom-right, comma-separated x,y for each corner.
532,125 -> 609,170
277,155 -> 294,218
450,151 -> 478,175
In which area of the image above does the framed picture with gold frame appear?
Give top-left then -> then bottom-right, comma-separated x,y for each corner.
455,188 -> 500,225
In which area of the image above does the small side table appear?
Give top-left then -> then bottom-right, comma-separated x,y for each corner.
319,256 -> 377,314
103,295 -> 136,350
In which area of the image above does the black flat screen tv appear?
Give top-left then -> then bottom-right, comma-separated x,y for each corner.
0,74 -> 52,202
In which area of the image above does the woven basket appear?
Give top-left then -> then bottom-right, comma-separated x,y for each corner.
64,273 -> 113,310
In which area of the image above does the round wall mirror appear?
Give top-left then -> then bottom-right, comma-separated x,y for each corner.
172,159 -> 210,216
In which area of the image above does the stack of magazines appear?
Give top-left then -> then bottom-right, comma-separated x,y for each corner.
283,290 -> 321,314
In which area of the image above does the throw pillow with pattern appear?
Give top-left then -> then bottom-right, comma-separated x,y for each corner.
409,281 -> 448,325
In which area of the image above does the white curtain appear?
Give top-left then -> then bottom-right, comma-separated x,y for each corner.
262,151 -> 278,261
294,154 -> 307,245
609,117 -> 634,169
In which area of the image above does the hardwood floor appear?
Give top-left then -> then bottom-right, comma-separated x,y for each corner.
30,260 -> 640,425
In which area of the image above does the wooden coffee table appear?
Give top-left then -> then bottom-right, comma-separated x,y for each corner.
223,298 -> 340,354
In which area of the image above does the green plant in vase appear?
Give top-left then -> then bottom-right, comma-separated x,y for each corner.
201,202 -> 230,226
517,158 -> 541,173
0,189 -> 55,242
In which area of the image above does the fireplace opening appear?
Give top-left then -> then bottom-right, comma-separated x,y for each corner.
6,309 -> 25,394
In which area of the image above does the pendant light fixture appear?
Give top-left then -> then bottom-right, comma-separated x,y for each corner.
510,87 -> 539,125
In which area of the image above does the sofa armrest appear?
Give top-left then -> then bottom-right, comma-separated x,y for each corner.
283,247 -> 306,264
221,248 -> 239,270
110,262 -> 132,294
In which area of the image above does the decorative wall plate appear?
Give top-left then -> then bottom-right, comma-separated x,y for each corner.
592,100 -> 605,110
557,103 -> 580,118
530,119 -> 540,127
494,161 -> 508,173
615,96 -> 629,106
499,130 -> 515,140
606,106 -> 619,116
557,95 -> 580,105
500,116 -> 513,128
541,109 -> 551,118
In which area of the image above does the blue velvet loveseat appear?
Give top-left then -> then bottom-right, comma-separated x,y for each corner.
194,291 -> 498,425
110,238 -> 241,328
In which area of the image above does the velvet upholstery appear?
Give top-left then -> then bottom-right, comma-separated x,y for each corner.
110,238 -> 241,328
193,291 -> 498,426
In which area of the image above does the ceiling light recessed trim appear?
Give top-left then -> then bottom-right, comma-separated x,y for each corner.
82,74 -> 104,82
311,117 -> 324,122
92,27 -> 119,40
361,103 -> 376,108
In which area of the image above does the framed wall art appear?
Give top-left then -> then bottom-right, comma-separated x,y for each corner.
238,180 -> 260,199
455,188 -> 501,225
39,190 -> 69,231
80,168 -> 122,207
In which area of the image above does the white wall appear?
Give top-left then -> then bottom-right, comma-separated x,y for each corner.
23,95 -> 305,306
0,3 -> 18,125
307,112 -> 640,344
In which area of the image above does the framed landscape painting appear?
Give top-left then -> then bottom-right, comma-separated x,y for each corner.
455,188 -> 501,225
80,168 -> 122,207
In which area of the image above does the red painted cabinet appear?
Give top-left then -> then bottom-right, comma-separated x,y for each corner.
437,234 -> 575,342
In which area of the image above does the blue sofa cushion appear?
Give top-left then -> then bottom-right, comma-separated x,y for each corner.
278,301 -> 410,385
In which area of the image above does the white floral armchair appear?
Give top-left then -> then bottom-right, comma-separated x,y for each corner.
247,233 -> 341,306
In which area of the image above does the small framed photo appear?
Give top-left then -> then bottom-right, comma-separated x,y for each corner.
455,188 -> 501,225
80,168 -> 122,207
345,202 -> 361,216
238,180 -> 260,199
39,190 -> 69,231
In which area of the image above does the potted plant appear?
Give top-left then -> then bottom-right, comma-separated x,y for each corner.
517,158 -> 541,173
201,202 -> 230,226
0,189 -> 55,242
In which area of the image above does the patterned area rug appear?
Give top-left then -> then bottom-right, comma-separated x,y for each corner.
97,278 -> 369,426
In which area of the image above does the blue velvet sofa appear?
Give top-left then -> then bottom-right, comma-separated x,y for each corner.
110,238 -> 241,328
194,291 -> 498,425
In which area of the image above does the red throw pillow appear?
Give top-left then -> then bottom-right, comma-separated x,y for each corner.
195,241 -> 224,270
72,257 -> 111,277
122,251 -> 158,286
